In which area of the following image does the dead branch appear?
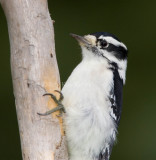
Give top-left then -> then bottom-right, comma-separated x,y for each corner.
0,0 -> 68,159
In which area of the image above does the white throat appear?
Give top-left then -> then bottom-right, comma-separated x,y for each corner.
81,47 -> 127,84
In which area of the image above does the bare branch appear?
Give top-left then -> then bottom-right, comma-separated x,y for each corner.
0,0 -> 68,159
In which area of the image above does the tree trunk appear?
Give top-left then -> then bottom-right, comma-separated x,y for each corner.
0,0 -> 68,160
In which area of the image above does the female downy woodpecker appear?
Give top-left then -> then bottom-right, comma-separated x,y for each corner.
38,32 -> 128,160
62,32 -> 128,160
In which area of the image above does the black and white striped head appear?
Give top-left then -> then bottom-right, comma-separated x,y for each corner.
71,32 -> 128,83
71,32 -> 128,62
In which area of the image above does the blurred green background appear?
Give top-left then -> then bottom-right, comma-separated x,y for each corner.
0,0 -> 156,159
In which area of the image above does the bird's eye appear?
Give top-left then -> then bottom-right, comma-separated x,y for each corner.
100,40 -> 109,48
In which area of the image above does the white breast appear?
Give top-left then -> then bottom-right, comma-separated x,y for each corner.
62,58 -> 116,160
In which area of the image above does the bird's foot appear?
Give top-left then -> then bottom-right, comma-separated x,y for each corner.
37,90 -> 65,116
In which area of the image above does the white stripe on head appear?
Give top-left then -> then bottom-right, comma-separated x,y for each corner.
99,36 -> 127,50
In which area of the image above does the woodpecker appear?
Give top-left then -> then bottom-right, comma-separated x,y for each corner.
38,32 -> 128,160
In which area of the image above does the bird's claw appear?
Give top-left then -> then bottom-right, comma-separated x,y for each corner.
37,90 -> 65,116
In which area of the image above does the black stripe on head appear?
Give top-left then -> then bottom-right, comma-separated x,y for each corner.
90,32 -> 128,60
90,32 -> 121,42
106,44 -> 128,60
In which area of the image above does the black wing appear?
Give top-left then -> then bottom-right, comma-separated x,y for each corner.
98,143 -> 114,160
109,62 -> 123,124
98,63 -> 124,160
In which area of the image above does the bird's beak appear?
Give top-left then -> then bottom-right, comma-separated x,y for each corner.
70,33 -> 91,46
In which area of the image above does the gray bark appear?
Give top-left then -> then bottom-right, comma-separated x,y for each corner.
0,0 -> 68,160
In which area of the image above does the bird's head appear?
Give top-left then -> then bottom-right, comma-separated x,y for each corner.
70,32 -> 128,67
